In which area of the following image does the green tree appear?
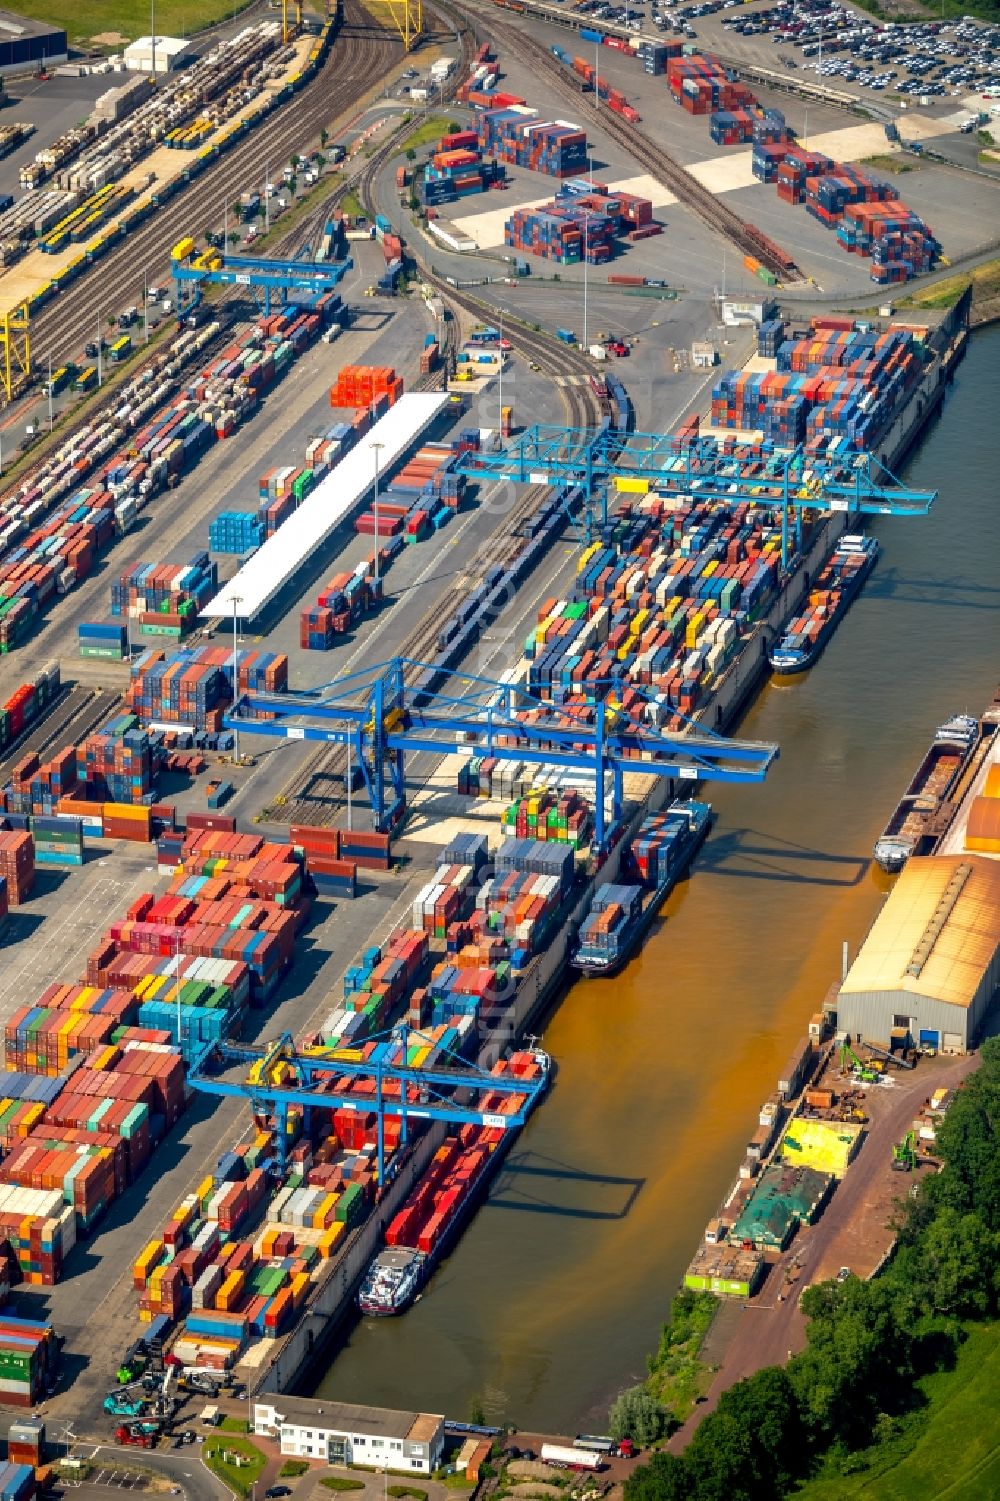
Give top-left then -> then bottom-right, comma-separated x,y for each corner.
791,1278 -> 916,1446
684,1367 -> 804,1501
468,1397 -> 485,1427
931,1038 -> 1000,1228
623,1451 -> 691,1501
609,1385 -> 668,1447
406,146 -> 417,162
912,1206 -> 998,1316
320,127 -> 329,147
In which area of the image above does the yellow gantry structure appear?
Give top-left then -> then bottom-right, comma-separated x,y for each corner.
0,302 -> 30,404
366,0 -> 423,51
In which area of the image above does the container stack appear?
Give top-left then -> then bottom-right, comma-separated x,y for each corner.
0,670 -> 58,756
668,55 -> 752,114
0,832 -> 33,905
7,1419 -> 44,1469
125,646 -> 288,732
77,715 -> 154,803
78,620 -> 129,660
208,512 -> 266,555
27,816 -> 84,866
502,788 -> 593,847
411,863 -> 476,938
575,883 -> 642,966
504,204 -> 614,265
0,1319 -> 59,1403
1,1133 -> 120,1233
0,1073 -> 66,1147
4,987 -> 136,1074
111,553 -> 218,639
0,1190 -> 76,1287
4,747 -> 76,815
329,365 -> 404,413
290,825 -> 357,900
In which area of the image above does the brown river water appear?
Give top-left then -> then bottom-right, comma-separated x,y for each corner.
313,324 -> 1000,1432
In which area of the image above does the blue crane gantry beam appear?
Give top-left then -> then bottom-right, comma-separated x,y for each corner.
225,657 -> 778,844
171,249 -> 352,315
454,424 -> 937,567
187,1029 -> 548,1181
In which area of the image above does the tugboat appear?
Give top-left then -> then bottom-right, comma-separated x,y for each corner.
571,800 -> 713,977
874,714 -> 979,873
769,534 -> 879,674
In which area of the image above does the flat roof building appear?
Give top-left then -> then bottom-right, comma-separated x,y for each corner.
0,12 -> 67,75
253,1397 -> 445,1475
836,854 -> 1000,1054
123,36 -> 195,73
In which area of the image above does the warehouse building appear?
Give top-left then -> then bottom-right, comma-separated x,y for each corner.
0,12 -> 67,75
123,36 -> 195,73
253,1397 -> 445,1474
835,855 -> 1000,1054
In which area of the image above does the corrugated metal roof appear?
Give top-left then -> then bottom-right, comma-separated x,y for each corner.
200,392 -> 449,621
840,854 -> 1000,1009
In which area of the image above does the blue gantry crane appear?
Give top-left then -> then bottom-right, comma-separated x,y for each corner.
187,1030 -> 548,1183
171,244 -> 352,317
225,657 -> 778,844
454,424 -> 937,567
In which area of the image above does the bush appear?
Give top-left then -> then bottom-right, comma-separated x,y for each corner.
320,1481 -> 365,1493
387,1489 -> 428,1499
280,1461 -> 310,1477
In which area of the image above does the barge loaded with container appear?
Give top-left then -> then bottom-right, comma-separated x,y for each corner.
571,801 -> 712,977
357,1050 -> 549,1316
873,713 -> 980,872
768,534 -> 879,675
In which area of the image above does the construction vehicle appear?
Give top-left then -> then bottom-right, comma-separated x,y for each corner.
115,1422 -> 159,1449
838,1042 -> 880,1084
179,1370 -> 220,1397
892,1131 -> 917,1172
104,1391 -> 147,1418
863,1039 -> 915,1071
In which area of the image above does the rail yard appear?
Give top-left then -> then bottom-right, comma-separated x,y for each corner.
0,0 -> 993,1489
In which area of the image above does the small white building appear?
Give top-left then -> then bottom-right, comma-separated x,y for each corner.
253,1397 -> 445,1475
123,35 -> 194,73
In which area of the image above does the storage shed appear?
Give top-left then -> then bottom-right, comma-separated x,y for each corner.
123,36 -> 194,73
836,854 -> 1000,1054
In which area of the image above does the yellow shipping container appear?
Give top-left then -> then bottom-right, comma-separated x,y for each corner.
218,1269 -> 246,1310
982,765 -> 1000,798
614,476 -> 649,494
290,1272 -> 311,1306
317,1221 -> 346,1257
312,1192 -> 339,1229
578,542 -> 601,574
104,802 -> 147,822
172,235 -> 195,261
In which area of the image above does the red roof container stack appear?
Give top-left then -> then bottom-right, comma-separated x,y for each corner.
0,831 -> 34,904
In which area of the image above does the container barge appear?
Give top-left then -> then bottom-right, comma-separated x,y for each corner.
873,713 -> 980,872
768,534 -> 878,675
571,800 -> 712,976
357,1049 -> 549,1316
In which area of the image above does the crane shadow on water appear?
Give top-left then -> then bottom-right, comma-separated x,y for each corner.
864,567 -> 1000,611
489,1150 -> 644,1221
697,827 -> 868,889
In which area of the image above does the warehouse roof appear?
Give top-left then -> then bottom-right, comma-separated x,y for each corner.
256,1395 -> 443,1441
840,854 -> 1000,1010
200,392 -> 448,621
0,9 -> 66,39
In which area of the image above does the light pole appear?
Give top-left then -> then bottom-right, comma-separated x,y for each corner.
264,164 -> 270,233
47,357 -> 53,431
97,309 -> 103,387
231,593 -> 243,763
151,0 -> 156,79
582,210 -> 590,353
497,306 -> 504,431
595,35 -> 600,112
370,441 -> 384,588
346,736 -> 353,831
143,269 -> 149,344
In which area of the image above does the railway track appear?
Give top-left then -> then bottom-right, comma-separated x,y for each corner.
0,685 -> 120,781
450,0 -> 798,280
27,1 -> 404,370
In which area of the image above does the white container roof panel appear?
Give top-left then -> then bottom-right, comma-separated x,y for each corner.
200,392 -> 450,620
